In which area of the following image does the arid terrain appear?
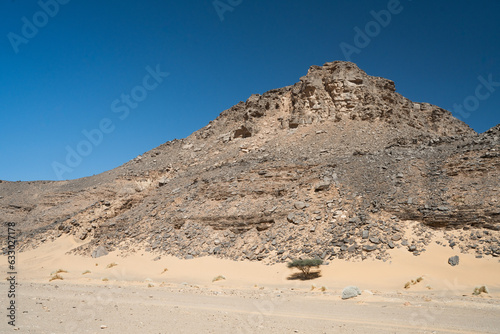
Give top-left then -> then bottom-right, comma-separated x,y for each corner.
1,61 -> 499,333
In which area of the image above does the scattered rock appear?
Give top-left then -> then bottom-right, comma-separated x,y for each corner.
91,246 -> 109,258
294,201 -> 306,210
342,286 -> 361,300
158,177 -> 168,187
448,255 -> 459,266
314,180 -> 330,192
391,235 -> 402,241
362,245 -> 377,252
287,213 -> 298,224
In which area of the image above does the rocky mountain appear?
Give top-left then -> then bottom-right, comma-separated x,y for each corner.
1,61 -> 499,262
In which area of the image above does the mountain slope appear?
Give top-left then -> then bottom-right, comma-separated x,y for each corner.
1,61 -> 498,262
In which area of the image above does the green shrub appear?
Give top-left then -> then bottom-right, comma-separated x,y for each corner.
287,259 -> 323,279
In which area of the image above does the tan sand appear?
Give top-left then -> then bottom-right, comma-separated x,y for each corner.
12,234 -> 500,293
1,234 -> 499,333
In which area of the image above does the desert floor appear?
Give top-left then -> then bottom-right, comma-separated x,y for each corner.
1,234 -> 499,333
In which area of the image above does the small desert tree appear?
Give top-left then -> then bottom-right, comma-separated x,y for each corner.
287,258 -> 323,279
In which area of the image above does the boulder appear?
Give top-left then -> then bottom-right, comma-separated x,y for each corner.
287,213 -> 299,224
448,255 -> 459,266
294,201 -> 306,210
362,245 -> 377,252
314,180 -> 331,192
91,246 -> 108,258
391,235 -> 402,241
342,286 -> 361,300
158,177 -> 168,187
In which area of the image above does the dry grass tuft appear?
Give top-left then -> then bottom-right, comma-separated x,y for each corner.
404,276 -> 424,289
49,274 -> 64,282
50,269 -> 68,275
212,275 -> 226,282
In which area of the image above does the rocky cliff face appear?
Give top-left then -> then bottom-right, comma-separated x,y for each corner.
1,61 -> 498,262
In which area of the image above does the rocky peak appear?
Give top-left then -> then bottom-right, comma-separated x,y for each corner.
288,60 -> 398,126
210,61 -> 474,144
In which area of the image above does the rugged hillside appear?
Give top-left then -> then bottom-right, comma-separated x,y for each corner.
1,61 -> 499,262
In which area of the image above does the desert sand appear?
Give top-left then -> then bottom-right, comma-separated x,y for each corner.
1,233 -> 499,333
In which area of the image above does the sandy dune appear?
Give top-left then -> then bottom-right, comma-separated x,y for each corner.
1,234 -> 499,333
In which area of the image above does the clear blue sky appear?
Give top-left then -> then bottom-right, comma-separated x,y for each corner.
1,0 -> 499,181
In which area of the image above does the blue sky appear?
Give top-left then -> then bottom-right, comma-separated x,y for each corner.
0,0 -> 499,181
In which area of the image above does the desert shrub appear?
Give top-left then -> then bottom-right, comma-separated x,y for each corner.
404,276 -> 424,289
287,259 -> 323,279
49,274 -> 64,282
50,269 -> 67,275
212,275 -> 226,282
473,286 -> 489,295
